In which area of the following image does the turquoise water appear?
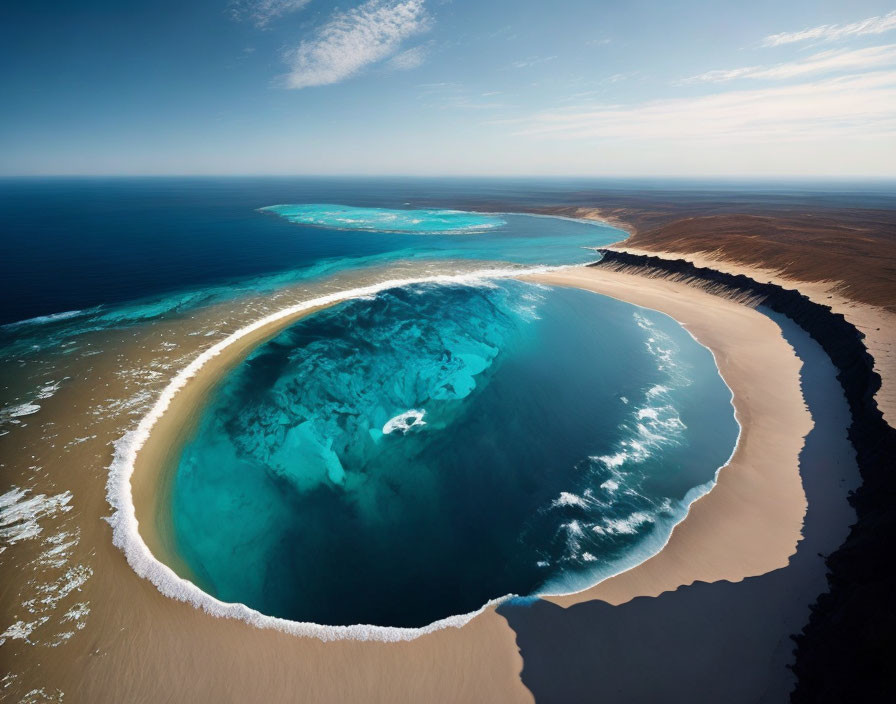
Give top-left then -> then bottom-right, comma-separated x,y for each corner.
171,281 -> 739,628
261,203 -> 506,234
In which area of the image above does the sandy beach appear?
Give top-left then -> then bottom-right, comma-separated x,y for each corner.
2,260 -> 823,702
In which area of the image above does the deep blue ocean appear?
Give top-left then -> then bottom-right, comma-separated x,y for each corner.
3,176 -> 894,327
1,177 -> 612,327
10,176 -> 882,628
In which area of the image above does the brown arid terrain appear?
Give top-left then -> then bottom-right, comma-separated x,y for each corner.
537,203 -> 896,308
528,201 -> 896,423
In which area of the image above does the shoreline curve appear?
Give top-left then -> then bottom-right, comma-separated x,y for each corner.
524,267 -> 811,608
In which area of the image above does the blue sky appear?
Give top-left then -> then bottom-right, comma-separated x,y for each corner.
2,0 -> 895,176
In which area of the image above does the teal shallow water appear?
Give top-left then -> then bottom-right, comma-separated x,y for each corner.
261,204 -> 506,234
171,280 -> 739,628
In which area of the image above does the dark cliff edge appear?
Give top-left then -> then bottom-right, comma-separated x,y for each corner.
593,249 -> 896,702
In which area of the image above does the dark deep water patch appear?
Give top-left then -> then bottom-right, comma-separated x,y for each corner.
170,282 -> 738,628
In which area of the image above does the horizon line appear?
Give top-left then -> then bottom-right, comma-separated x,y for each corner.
2,173 -> 896,182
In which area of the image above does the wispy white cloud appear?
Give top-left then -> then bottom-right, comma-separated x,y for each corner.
680,44 -> 896,84
603,71 -> 637,84
387,44 -> 427,70
282,0 -> 430,89
230,0 -> 311,29
762,10 -> 896,47
510,55 -> 557,69
417,81 -> 462,91
514,71 -> 896,143
417,82 -> 507,110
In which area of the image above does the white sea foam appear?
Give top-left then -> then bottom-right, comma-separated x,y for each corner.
1,309 -> 86,329
512,287 -> 547,320
602,511 -> 654,535
564,520 -> 585,537
1,402 -> 41,420
0,617 -> 49,646
0,378 -> 69,425
38,534 -> 79,569
19,687 -> 64,703
35,379 -> 67,400
35,564 -> 93,611
106,264 -> 568,642
595,451 -> 627,469
62,602 -> 90,629
600,479 -> 619,492
382,409 -> 426,435
591,315 -> 690,475
0,488 -> 73,545
552,491 -> 588,508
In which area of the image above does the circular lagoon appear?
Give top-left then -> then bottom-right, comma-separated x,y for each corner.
168,280 -> 739,628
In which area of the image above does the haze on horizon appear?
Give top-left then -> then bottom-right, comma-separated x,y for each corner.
2,0 -> 895,178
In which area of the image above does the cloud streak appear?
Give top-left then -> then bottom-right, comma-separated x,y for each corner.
510,55 -> 557,69
680,44 -> 896,84
230,0 -> 311,29
387,44 -> 427,70
417,82 -> 507,111
515,71 -> 896,143
282,0 -> 429,89
762,10 -> 896,47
